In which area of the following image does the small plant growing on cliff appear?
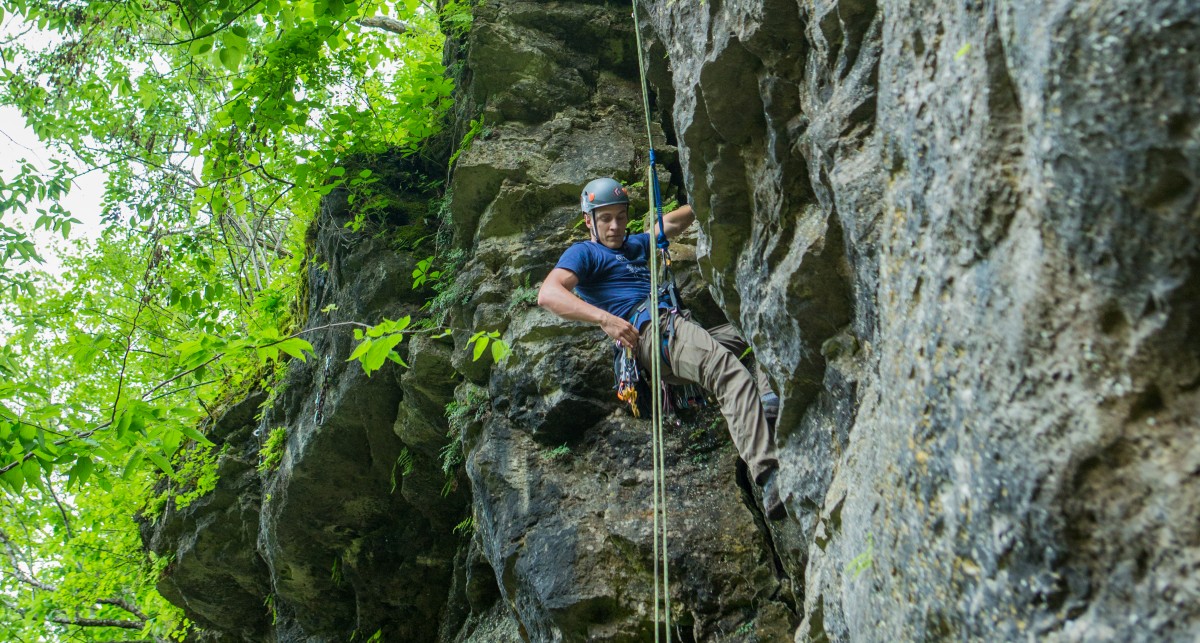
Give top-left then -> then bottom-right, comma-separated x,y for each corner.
541,444 -> 572,462
449,116 -> 490,170
412,256 -> 443,289
846,533 -> 874,579
143,443 -> 227,524
342,169 -> 386,233
453,515 -> 475,536
390,448 -> 415,493
346,316 -> 412,376
440,437 -> 463,479
258,427 -> 288,474
330,556 -> 344,586
468,330 -> 510,363
507,276 -> 539,314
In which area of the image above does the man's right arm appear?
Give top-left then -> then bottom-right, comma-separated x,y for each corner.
538,268 -> 640,349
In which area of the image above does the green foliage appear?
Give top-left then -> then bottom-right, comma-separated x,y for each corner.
507,276 -> 539,315
390,447 -> 414,493
330,556 -> 344,586
453,514 -> 475,536
442,385 -> 488,495
0,0 -> 480,636
0,476 -> 191,641
683,410 -> 723,465
412,256 -> 443,289
448,116 -> 489,170
144,442 -> 226,523
541,444 -> 572,462
424,247 -> 470,317
468,330 -> 511,363
0,159 -> 80,296
346,316 -> 412,375
258,427 -> 288,474
439,435 -> 463,481
264,593 -> 278,626
341,169 -> 386,233
846,533 -> 875,579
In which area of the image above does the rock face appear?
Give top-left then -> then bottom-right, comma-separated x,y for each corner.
144,0 -> 1200,641
639,0 -> 1200,639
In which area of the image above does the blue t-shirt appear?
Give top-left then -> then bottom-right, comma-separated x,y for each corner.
555,232 -> 666,327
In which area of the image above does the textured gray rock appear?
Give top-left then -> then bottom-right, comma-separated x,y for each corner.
641,0 -> 1200,640
143,159 -> 474,641
445,2 -> 795,640
144,0 -> 1200,640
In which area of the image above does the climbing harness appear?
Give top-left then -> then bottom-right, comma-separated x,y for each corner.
632,2 -> 674,640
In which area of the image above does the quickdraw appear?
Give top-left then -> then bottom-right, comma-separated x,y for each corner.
615,346 -> 641,418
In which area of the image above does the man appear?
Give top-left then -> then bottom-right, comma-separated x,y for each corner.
537,177 -> 785,520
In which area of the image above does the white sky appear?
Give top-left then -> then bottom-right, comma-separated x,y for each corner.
1,15 -> 106,277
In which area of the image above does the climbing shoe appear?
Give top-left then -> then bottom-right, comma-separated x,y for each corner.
761,392 -> 779,428
761,469 -> 786,521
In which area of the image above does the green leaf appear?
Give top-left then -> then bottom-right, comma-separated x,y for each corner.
347,338 -> 373,363
114,407 -> 133,439
1,463 -> 24,493
68,456 -> 94,489
490,338 -> 510,363
472,335 -> 489,361
256,344 -> 280,362
180,425 -> 215,446
21,458 -> 43,490
121,448 -> 145,480
219,46 -> 243,71
146,449 -> 178,480
275,337 -> 313,361
362,333 -> 404,374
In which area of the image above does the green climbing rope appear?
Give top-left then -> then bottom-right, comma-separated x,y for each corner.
632,3 -> 671,640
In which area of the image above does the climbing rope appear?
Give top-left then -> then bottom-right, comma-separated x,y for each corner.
632,3 -> 671,640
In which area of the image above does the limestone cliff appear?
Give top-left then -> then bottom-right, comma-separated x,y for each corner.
142,1 -> 1200,641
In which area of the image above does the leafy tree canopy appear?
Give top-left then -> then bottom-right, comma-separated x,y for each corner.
0,0 -> 471,639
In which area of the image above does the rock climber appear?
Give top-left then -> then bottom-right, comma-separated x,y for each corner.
537,177 -> 786,521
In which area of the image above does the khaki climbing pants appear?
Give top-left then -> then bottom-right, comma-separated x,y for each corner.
637,313 -> 778,483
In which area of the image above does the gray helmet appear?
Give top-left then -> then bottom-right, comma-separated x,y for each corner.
580,177 -> 630,215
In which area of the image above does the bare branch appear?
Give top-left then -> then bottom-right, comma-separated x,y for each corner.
96,597 -> 150,622
355,16 -> 408,35
49,616 -> 143,630
45,486 -> 75,541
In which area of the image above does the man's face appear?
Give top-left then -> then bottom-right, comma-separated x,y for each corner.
587,204 -> 629,249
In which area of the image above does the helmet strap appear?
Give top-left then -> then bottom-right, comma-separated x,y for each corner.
587,213 -> 600,243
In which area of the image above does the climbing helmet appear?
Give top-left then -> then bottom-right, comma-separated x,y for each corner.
580,177 -> 630,215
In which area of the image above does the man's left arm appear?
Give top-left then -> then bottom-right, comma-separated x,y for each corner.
654,204 -> 695,240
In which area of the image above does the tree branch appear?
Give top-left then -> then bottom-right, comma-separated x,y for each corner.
140,0 -> 265,46
49,616 -> 143,630
144,379 -> 219,404
96,597 -> 150,622
46,486 -> 75,541
355,16 -> 408,35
